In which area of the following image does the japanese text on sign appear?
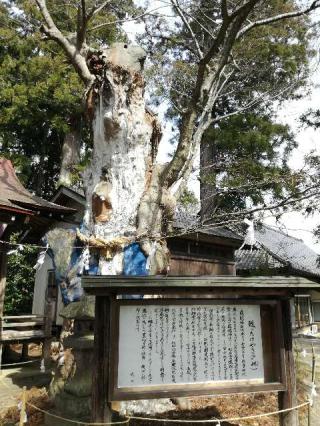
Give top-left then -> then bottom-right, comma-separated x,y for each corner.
118,304 -> 264,388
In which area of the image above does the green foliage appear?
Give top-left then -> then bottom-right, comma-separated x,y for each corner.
143,0 -> 314,112
4,236 -> 38,315
0,0 -> 136,197
0,3 -> 84,196
179,189 -> 198,206
201,112 -> 297,215
142,0 -> 315,217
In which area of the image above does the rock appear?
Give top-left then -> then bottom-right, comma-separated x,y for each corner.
59,296 -> 95,320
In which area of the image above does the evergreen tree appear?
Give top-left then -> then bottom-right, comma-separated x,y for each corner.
141,0 -> 315,220
4,236 -> 37,315
0,1 -> 136,197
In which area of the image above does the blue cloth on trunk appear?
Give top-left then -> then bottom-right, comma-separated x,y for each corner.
123,242 -> 148,276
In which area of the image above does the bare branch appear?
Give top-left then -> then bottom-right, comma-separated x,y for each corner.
203,0 -> 259,66
237,0 -> 320,39
87,0 -> 111,19
171,0 -> 203,59
35,0 -> 94,86
183,10 -> 215,39
88,5 -> 169,32
213,76 -> 301,124
162,1 -> 260,188
76,0 -> 87,50
205,184 -> 320,223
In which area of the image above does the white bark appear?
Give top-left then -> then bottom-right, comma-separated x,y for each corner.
59,128 -> 81,187
82,44 -> 160,247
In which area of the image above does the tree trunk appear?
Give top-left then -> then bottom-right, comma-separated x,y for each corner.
200,137 -> 218,223
81,43 -> 172,272
0,247 -> 7,372
49,44 -> 175,420
58,119 -> 81,187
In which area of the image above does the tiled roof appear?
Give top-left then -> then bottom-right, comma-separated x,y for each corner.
236,224 -> 320,278
196,225 -> 243,241
236,247 -> 285,270
0,158 -> 75,216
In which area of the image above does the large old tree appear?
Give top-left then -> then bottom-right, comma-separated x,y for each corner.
23,0 -> 320,273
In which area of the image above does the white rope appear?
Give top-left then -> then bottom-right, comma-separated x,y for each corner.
26,402 -> 130,425
0,375 -> 310,426
129,401 -> 310,423
24,400 -> 310,425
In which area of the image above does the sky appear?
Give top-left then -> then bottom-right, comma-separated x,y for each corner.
264,65 -> 320,253
123,1 -> 320,253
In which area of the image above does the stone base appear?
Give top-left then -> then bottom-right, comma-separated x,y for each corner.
49,331 -> 94,420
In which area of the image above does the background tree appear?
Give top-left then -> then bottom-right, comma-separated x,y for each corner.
0,1 -> 135,197
4,237 -> 37,315
142,0 -> 316,223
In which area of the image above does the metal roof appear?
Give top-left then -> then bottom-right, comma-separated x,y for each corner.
236,224 -> 320,278
0,158 -> 75,216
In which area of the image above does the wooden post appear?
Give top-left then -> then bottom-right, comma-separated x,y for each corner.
278,298 -> 298,426
42,301 -> 53,367
0,248 -> 8,373
21,343 -> 28,361
19,386 -> 27,426
91,296 -> 113,422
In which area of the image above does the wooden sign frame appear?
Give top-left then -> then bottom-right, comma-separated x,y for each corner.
109,298 -> 286,401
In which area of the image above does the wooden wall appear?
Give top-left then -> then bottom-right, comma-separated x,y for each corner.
168,237 -> 237,276
169,255 -> 236,276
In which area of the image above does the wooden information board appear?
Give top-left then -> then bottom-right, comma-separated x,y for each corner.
82,276 -> 320,423
110,299 -> 285,400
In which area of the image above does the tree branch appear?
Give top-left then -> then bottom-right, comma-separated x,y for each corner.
203,0 -> 260,65
76,0 -> 87,50
162,1 -> 259,188
171,0 -> 203,59
88,5 -> 168,32
221,0 -> 229,19
87,0 -> 111,19
237,0 -> 320,39
162,0 -> 320,191
35,0 -> 94,86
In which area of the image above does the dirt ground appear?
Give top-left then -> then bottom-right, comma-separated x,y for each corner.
0,387 -> 52,426
127,393 -> 281,426
0,388 -> 285,426
0,344 -> 301,426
